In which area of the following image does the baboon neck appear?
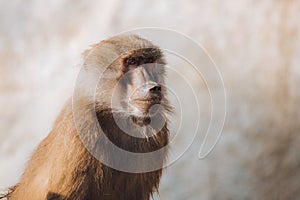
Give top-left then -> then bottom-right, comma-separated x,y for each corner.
95,108 -> 169,153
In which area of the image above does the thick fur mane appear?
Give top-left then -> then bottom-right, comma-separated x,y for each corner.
3,100 -> 169,200
3,34 -> 171,200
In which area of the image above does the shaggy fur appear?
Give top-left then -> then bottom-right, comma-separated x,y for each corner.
1,34 -> 171,200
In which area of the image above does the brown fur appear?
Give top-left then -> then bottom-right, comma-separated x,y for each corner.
3,34 -> 171,200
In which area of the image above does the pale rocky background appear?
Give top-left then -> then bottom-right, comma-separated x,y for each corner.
0,0 -> 300,200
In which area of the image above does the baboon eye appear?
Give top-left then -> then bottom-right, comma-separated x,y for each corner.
126,57 -> 137,65
147,57 -> 154,63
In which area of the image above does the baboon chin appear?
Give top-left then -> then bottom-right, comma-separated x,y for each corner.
2,34 -> 172,200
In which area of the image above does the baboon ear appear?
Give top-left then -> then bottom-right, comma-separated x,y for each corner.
47,192 -> 64,200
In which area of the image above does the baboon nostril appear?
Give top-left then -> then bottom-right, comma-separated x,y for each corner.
149,85 -> 161,93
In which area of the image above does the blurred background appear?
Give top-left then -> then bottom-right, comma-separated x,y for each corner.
0,0 -> 299,199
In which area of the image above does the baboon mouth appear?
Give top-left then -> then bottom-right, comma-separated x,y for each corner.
132,97 -> 162,105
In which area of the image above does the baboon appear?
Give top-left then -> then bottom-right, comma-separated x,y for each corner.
1,34 -> 172,200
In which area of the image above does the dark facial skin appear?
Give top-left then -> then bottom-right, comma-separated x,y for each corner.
116,48 -> 166,117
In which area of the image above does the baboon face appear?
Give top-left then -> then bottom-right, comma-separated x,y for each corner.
114,48 -> 167,117
83,35 -> 169,117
